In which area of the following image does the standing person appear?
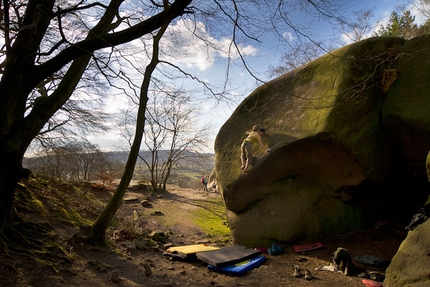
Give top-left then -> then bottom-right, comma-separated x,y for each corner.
201,175 -> 209,192
240,126 -> 271,174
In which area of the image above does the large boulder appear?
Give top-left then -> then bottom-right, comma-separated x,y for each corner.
214,36 -> 430,248
384,197 -> 430,287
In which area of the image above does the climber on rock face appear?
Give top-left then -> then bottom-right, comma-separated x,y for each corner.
240,125 -> 271,174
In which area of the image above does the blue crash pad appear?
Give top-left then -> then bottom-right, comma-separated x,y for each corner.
208,255 -> 266,275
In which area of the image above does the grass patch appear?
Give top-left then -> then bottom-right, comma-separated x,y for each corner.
191,196 -> 231,244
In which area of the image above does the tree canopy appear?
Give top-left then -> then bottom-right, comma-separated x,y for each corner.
375,10 -> 419,39
375,8 -> 430,39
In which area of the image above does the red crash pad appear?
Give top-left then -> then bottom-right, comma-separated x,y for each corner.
293,242 -> 323,253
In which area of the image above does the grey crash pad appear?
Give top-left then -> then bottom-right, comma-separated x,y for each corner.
196,245 -> 261,267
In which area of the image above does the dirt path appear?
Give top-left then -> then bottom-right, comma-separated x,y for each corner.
123,186 -> 220,244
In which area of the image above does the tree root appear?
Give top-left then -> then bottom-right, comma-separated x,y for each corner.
0,219 -> 73,270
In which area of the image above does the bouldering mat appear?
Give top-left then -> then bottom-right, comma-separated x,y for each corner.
293,242 -> 323,253
196,245 -> 261,267
166,244 -> 220,257
208,255 -> 266,275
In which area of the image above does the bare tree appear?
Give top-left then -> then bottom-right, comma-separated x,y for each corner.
66,141 -> 108,181
26,146 -> 68,178
137,90 -> 210,191
24,140 -> 109,181
268,41 -> 325,77
266,1 -> 361,76
341,8 -> 375,42
30,67 -> 111,147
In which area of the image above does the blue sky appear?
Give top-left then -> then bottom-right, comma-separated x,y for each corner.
86,0 -> 426,153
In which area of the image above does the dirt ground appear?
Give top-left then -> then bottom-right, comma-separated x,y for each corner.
0,181 -> 408,287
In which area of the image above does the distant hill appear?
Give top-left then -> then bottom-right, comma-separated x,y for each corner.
23,150 -> 215,189
104,150 -> 215,171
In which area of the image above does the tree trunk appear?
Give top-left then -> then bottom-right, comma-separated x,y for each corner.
162,164 -> 172,190
0,148 -> 24,232
89,22 -> 169,244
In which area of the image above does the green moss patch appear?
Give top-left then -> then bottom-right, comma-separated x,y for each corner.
191,196 -> 231,244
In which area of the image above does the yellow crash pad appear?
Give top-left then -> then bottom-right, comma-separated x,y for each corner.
167,244 -> 220,255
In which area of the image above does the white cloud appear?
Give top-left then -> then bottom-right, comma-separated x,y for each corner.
161,19 -> 257,71
341,33 -> 354,45
237,44 -> 258,57
282,31 -> 295,42
217,37 -> 257,59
